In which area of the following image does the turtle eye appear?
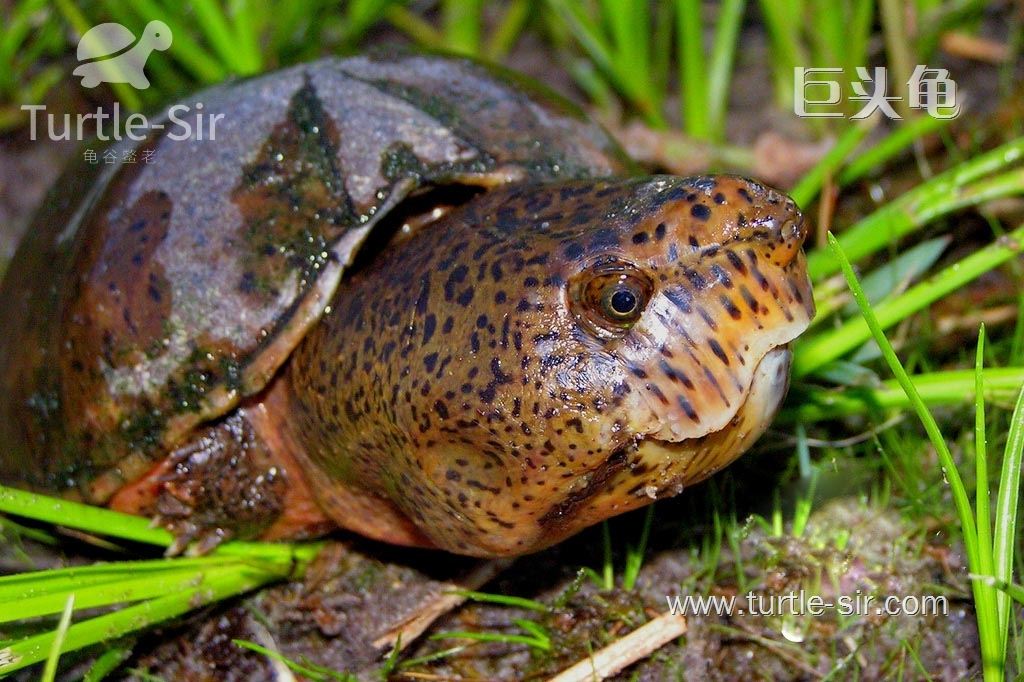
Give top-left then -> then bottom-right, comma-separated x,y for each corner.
570,260 -> 653,336
601,281 -> 643,323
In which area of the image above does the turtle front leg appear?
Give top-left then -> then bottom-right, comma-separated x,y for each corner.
110,399 -> 335,555
154,411 -> 289,554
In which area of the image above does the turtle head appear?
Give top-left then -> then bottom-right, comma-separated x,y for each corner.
517,175 -> 815,544
564,175 -> 813,442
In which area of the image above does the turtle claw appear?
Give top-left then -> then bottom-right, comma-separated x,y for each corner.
187,528 -> 229,557
165,531 -> 192,558
155,513 -> 232,557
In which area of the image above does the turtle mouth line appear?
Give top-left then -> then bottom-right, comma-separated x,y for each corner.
537,447 -> 630,530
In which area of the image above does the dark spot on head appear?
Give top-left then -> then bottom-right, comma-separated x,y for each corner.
678,396 -> 700,422
422,314 -> 437,344
423,352 -> 439,373
691,204 -> 711,220
708,338 -> 729,365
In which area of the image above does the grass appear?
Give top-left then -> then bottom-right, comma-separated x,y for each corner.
432,622 -> 553,652
797,217 -> 1024,377
0,0 -> 65,128
0,485 -> 322,677
758,0 -> 875,116
829,235 -> 1023,680
232,640 -> 358,681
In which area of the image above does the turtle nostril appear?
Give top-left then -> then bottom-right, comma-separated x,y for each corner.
782,217 -> 807,244
770,216 -> 807,267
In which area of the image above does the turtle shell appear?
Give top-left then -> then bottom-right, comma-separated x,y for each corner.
76,23 -> 137,61
0,51 -> 630,502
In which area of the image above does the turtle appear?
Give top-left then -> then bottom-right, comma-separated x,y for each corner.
72,20 -> 172,89
0,52 -> 815,557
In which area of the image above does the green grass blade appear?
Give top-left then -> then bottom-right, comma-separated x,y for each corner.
191,0 -> 249,73
0,485 -> 172,547
52,0 -> 141,109
807,137 -> 1024,280
757,0 -> 807,110
795,223 -> 1024,377
442,0 -> 484,55
452,589 -> 549,613
806,235 -> 949,325
228,0 -> 264,72
549,0 -> 666,127
431,630 -> 551,650
973,576 -> 1024,607
0,556 -> 255,602
790,118 -> 876,208
345,0 -> 398,44
39,594 -> 73,682
705,0 -> 746,142
108,0 -> 227,83
82,645 -> 133,682
974,327 -> 1003,681
838,112 -> 954,186
0,565 -> 280,676
0,483 -> 322,565
486,0 -> 532,60
0,561 -> 285,623
879,0 -> 914,118
601,520 -> 614,590
675,0 -> 708,139
780,368 -> 1024,423
623,504 -> 654,590
993,379 -> 1024,657
826,231 -> 980,581
383,6 -> 443,48
829,237 -> 1006,677
233,639 -> 355,681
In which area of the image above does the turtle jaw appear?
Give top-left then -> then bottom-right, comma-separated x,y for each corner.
512,345 -> 794,557
629,344 -> 793,488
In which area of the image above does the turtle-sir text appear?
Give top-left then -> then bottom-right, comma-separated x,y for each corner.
20,102 -> 223,142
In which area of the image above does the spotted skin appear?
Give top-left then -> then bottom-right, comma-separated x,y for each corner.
289,175 -> 814,557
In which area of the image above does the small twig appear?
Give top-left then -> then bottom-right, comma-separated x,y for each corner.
713,622 -> 822,679
815,177 -> 838,248
774,414 -> 906,449
373,559 -> 514,652
546,612 -> 687,682
939,32 -> 1011,64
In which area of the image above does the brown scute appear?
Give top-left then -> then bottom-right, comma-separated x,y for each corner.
230,76 -> 353,302
289,174 -> 814,557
